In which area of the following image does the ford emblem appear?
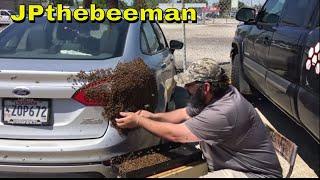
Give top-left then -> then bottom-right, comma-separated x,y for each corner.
13,88 -> 30,96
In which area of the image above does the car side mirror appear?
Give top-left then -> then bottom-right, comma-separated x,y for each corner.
170,40 -> 183,53
236,8 -> 256,23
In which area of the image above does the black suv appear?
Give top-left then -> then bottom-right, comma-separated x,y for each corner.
231,0 -> 319,142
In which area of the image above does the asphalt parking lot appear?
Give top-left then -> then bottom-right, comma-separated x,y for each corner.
160,20 -> 238,68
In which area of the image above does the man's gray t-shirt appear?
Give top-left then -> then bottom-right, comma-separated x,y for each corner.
184,86 -> 282,178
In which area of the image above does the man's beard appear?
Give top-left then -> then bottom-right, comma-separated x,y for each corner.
189,86 -> 207,113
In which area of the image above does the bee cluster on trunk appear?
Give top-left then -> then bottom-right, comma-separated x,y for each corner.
70,59 -> 158,133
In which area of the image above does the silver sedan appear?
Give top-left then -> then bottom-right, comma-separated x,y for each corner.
0,17 -> 183,177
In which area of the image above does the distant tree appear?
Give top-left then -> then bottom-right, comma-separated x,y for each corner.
218,0 -> 230,15
119,0 -> 129,9
253,4 -> 263,11
145,0 -> 158,8
159,0 -> 170,3
133,0 -> 158,10
184,0 -> 208,3
82,0 -> 119,8
219,0 -> 247,15
239,1 -> 246,9
82,0 -> 92,7
51,0 -> 75,5
106,0 -> 118,8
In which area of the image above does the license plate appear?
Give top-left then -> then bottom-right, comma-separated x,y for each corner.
2,99 -> 51,126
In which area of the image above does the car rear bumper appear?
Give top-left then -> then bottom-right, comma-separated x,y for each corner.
0,124 -> 126,164
0,125 -> 125,177
0,127 -> 160,177
0,163 -> 114,177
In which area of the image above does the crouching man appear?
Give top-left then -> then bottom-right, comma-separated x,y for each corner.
116,58 -> 282,178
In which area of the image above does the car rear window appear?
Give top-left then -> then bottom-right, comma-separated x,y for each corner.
0,18 -> 129,60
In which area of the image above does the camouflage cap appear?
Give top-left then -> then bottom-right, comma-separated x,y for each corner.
174,58 -> 225,85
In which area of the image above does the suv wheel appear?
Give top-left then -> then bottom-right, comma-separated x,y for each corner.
231,54 -> 260,97
231,54 -> 241,90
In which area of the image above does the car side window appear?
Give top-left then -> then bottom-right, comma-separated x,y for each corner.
141,22 -> 161,54
258,0 -> 286,24
280,0 -> 316,27
152,23 -> 167,50
140,30 -> 149,54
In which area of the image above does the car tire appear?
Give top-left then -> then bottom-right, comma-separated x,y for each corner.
231,54 -> 241,90
231,54 -> 260,98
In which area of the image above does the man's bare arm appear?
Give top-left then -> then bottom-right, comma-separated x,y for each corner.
116,112 -> 200,144
139,108 -> 190,124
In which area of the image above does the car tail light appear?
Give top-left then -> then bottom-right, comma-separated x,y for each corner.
72,79 -> 108,106
102,159 -> 111,166
72,89 -> 101,106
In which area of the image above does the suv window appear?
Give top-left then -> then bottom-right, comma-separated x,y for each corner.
258,0 -> 286,24
152,23 -> 167,50
280,0 -> 316,27
141,22 -> 161,54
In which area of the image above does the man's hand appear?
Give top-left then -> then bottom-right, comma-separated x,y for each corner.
136,110 -> 154,119
116,111 -> 200,143
136,108 -> 190,124
116,112 -> 140,129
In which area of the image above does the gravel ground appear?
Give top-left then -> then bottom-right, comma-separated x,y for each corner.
159,20 -> 238,69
